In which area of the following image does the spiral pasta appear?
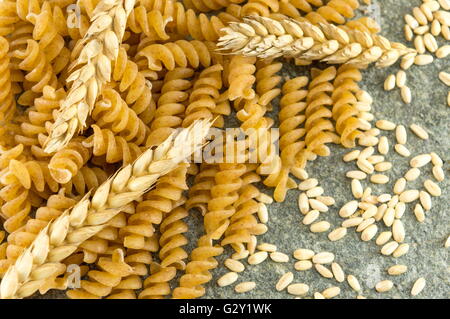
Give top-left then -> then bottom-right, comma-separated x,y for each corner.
136,40 -> 212,72
146,68 -> 194,147
255,59 -> 282,108
0,37 -> 16,126
62,165 -> 109,196
112,46 -> 155,125
0,0 -> 19,36
186,164 -> 218,215
304,0 -> 359,25
228,56 -> 257,101
331,65 -> 366,148
91,88 -> 149,146
183,0 -> 246,13
241,0 -> 280,17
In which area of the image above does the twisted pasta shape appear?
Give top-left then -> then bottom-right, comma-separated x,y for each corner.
228,56 -> 257,101
0,0 -> 20,36
146,68 -> 194,147
136,40 -> 212,72
62,165 -> 109,196
255,59 -> 282,108
67,249 -> 137,299
48,139 -> 92,184
83,125 -> 143,165
303,0 -> 359,25
121,164 -> 188,251
331,65 -> 366,148
182,64 -> 223,128
0,37 -> 16,125
241,0 -> 280,16
183,0 -> 246,13
139,205 -> 189,299
112,47 -> 155,125
91,88 -> 149,146
186,164 -> 218,215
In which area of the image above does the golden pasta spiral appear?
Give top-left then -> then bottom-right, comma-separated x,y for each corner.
146,68 -> 194,147
278,0 -> 324,18
331,65 -> 366,148
0,0 -> 19,36
67,249 -> 137,299
186,164 -> 218,215
304,0 -> 359,25
255,59 -> 282,108
83,125 -> 143,165
127,3 -> 171,40
183,0 -> 246,13
91,88 -> 149,146
182,64 -> 223,128
48,139 -> 92,184
112,46 -> 155,125
241,0 -> 280,17
122,164 -> 188,251
62,165 -> 109,196
0,37 -> 16,125
11,39 -> 59,93
136,40 -> 212,72
139,205 -> 189,299
227,56 -> 257,101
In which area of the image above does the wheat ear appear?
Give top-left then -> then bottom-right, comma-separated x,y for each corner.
43,0 -> 136,154
0,120 -> 212,299
218,16 -> 415,68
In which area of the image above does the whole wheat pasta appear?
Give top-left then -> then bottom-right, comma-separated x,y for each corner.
44,0 -> 136,153
0,120 -> 211,299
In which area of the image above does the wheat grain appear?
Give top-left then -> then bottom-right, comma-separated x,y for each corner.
309,199 -> 328,212
331,263 -> 345,283
257,203 -> 269,224
217,272 -> 239,287
306,187 -> 324,198
342,217 -> 364,228
405,168 -> 421,181
322,286 -> 340,299
430,152 -> 443,166
414,25 -> 429,35
388,265 -> 408,276
411,277 -> 426,296
310,221 -> 330,233
270,252 -> 289,263
431,20 -> 441,36
294,260 -> 313,271
248,251 -> 268,265
371,174 -> 389,184
404,25 -> 414,41
328,227 -> 347,242
384,75 -> 396,91
439,72 -> 450,86
224,259 -> 245,273
0,120 -> 211,299
410,154 -> 432,167
395,144 -> 411,157
424,33 -> 438,52
405,14 -> 420,29
376,120 -> 396,130
395,125 -> 407,144
414,36 -> 426,53
375,280 -> 394,292
312,252 -> 334,264
361,224 -> 378,241
339,200 -> 359,218
347,275 -> 361,292
414,204 -> 426,222
257,243 -> 277,252
445,235 -> 450,248
298,193 -> 310,215
293,249 -> 314,260
298,178 -> 318,191
218,16 -> 414,68
378,136 -> 389,155
287,283 -> 309,296
256,193 -> 273,204
357,218 -> 375,232
424,179 -> 441,196
314,264 -> 334,279
235,282 -> 256,293
419,191 -> 432,210
436,45 -> 450,58
376,231 -> 393,246
347,171 -> 367,180
314,292 -> 325,299
343,150 -> 360,162
432,166 -> 445,181
276,272 -> 294,291
392,220 -> 406,243
395,202 -> 406,219
303,210 -> 320,225
439,0 -> 450,10
381,241 -> 399,256
401,86 -> 412,103
393,243 -> 410,258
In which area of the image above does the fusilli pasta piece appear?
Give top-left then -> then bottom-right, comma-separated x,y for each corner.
241,0 -> 280,17
227,56 -> 257,101
0,37 -> 17,126
183,0 -> 246,13
255,59 -> 282,109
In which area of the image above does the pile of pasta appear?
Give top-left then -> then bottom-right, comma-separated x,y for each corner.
0,0 -> 383,299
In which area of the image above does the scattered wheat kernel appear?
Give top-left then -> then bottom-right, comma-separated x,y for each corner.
439,72 -> 450,86
389,195 -> 400,208
343,150 -> 360,162
424,33 -> 438,52
383,207 -> 396,227
357,159 -> 375,174
419,191 -> 432,211
367,155 -> 385,164
426,1 -> 441,11
432,166 -> 445,182
248,236 -> 257,255
395,202 -> 406,219
371,174 -> 389,184
436,45 -> 450,58
376,120 -> 397,130
411,277 -> 426,296
303,210 -> 320,225
270,252 -> 289,263
322,286 -> 341,299
314,292 -> 325,299
232,250 -> 250,260
397,70 -> 408,89
395,144 -> 411,157
359,135 -> 379,147
393,178 -> 407,195
298,178 -> 319,191
443,24 -> 450,40
401,53 -> 416,70
430,152 -> 443,166
360,146 -> 375,159
424,179 -> 442,196
384,74 -> 396,90
347,275 -> 361,292
378,194 -> 392,203
342,217 -> 364,228
235,281 -> 256,293
438,0 -> 450,10
405,168 -> 421,181
310,221 -> 331,233
447,91 -> 450,107
413,7 -> 428,25
431,19 -> 441,36
414,35 -> 426,53
361,224 -> 378,242
218,272 -> 239,287
359,112 -> 374,122
291,167 -> 308,180
357,218 -> 375,232
248,251 -> 268,265
445,235 -> 450,248
293,248 -> 315,260
421,4 -> 434,21
295,260 -> 313,271
414,204 -> 426,222
306,186 -> 324,198
375,162 -> 392,172
356,295 -> 366,299
257,203 -> 269,224
287,283 -> 309,296
276,272 -> 294,291
405,14 -> 420,29
400,86 -> 412,103
375,204 -> 387,221
346,170 -> 367,180
434,11 -> 450,26
351,179 -> 364,199
415,54 -> 434,65
410,154 -> 432,168
327,227 -> 347,242
381,241 -> 399,255
388,264 -> 408,276
359,201 -> 374,210
314,264 -> 334,279
330,262 -> 345,283
404,24 -> 414,41
376,280 -> 394,292
410,124 -> 429,139
309,199 -> 329,212
362,205 -> 378,219
378,136 -> 389,155
376,231 -> 393,246
393,243 -> 410,258
224,259 -> 245,272
395,125 -> 407,144
312,252 -> 335,264
316,196 -> 335,206
399,189 -> 420,202
258,244 -> 278,254
339,200 -> 359,218
392,220 -> 406,243
298,193 -> 309,215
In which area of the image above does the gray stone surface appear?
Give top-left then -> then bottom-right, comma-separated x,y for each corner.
37,0 -> 448,299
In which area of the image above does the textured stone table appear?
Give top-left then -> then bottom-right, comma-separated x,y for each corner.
39,0 -> 449,299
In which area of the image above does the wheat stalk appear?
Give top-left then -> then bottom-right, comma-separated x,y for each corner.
0,120 -> 211,299
43,0 -> 136,154
218,16 -> 415,68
